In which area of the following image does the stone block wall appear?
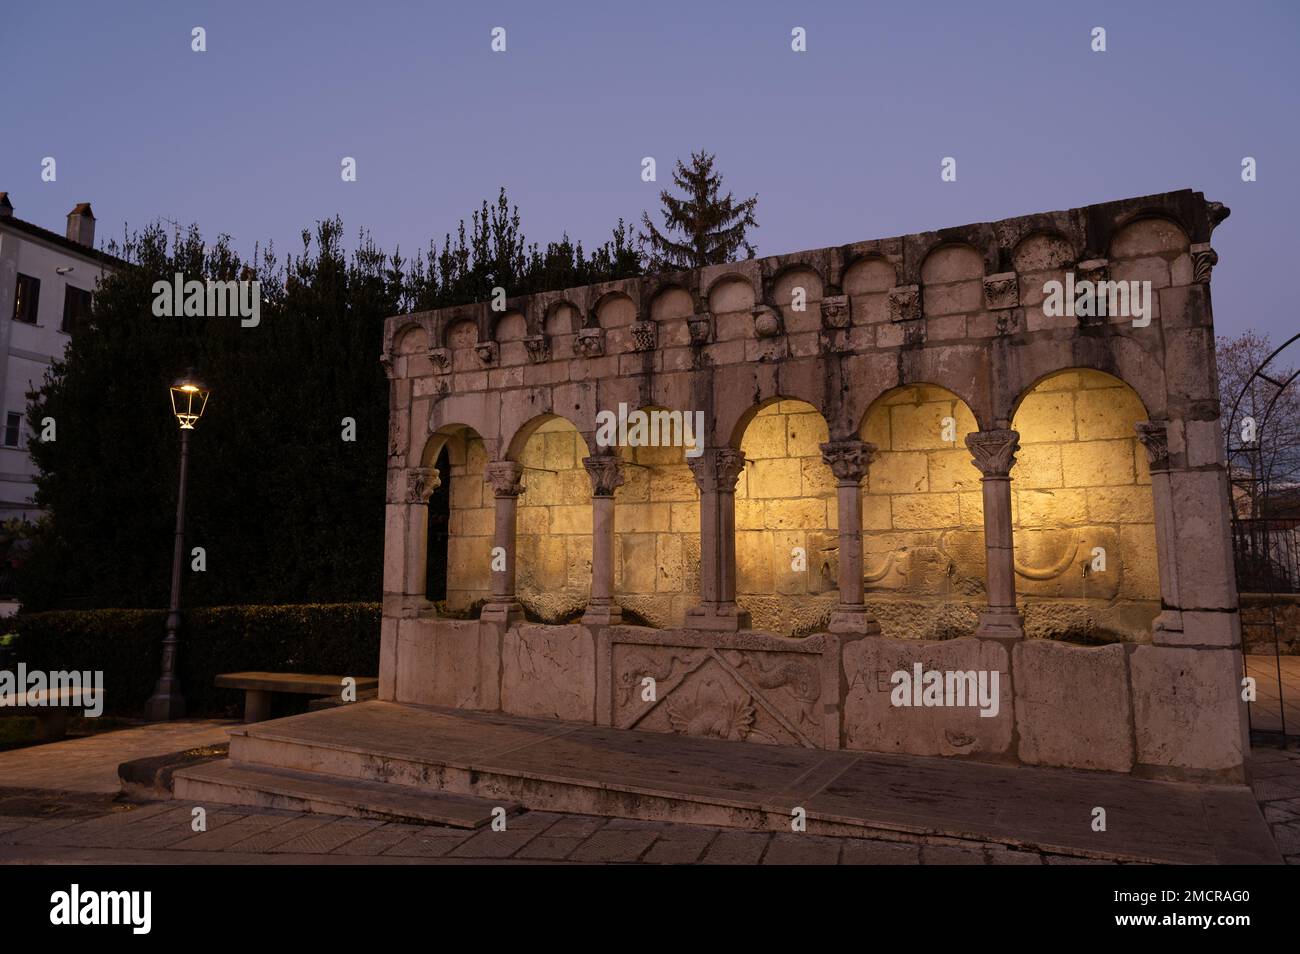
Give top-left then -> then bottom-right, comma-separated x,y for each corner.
611,440 -> 699,628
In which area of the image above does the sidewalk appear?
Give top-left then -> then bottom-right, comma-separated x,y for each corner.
0,719 -> 233,793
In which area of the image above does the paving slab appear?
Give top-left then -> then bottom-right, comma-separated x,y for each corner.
0,719 -> 234,793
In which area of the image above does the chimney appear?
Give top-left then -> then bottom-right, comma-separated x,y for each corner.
0,193 -> 12,218
66,202 -> 95,247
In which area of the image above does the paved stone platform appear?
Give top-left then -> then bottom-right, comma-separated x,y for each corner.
0,719 -> 234,793
0,800 -> 1117,865
180,701 -> 1281,864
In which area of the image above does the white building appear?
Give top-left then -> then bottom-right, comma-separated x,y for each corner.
0,193 -> 120,522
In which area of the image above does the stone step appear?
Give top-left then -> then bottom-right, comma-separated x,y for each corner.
212,702 -> 1281,862
172,759 -> 520,828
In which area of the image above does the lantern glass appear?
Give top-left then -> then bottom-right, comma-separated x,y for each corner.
169,376 -> 209,430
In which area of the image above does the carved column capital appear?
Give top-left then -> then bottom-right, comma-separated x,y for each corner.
405,466 -> 441,503
688,448 -> 747,493
966,429 -> 1020,478
583,454 -> 626,497
1135,421 -> 1171,472
820,439 -> 877,485
485,461 -> 526,497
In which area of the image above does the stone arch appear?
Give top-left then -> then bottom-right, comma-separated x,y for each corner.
490,310 -> 529,366
919,243 -> 985,320
733,397 -> 836,635
770,266 -> 825,337
421,423 -> 490,614
705,273 -> 758,312
840,255 -> 897,294
1009,368 -> 1158,642
648,284 -> 696,352
608,405 -> 700,628
1011,230 -> 1077,274
1106,211 -> 1192,260
393,321 -> 429,355
856,384 -> 983,639
513,414 -> 594,622
1003,339 -> 1163,426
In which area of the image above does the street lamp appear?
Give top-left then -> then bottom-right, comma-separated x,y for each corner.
145,370 -> 210,721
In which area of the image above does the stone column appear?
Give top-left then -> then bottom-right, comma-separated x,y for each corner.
383,465 -> 440,618
1136,421 -> 1184,637
582,453 -> 625,626
820,438 -> 881,635
481,460 -> 525,625
685,448 -> 751,631
1136,419 -> 1240,647
966,429 -> 1025,640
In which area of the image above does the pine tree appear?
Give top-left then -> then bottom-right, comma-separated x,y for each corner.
639,151 -> 758,272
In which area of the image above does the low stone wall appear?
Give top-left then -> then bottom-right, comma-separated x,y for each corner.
379,616 -> 1248,782
1240,593 -> 1300,655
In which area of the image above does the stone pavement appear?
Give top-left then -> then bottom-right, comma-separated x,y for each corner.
1248,743 -> 1300,863
0,796 -> 1118,865
0,719 -> 234,793
1245,655 -> 1300,735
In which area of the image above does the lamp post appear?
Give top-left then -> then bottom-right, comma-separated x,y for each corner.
145,370 -> 209,722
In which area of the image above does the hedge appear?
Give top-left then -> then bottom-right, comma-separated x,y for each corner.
6,603 -> 381,716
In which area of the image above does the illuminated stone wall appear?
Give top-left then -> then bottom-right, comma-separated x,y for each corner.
735,400 -> 837,634
1011,369 -> 1159,641
859,385 -> 984,639
612,436 -> 698,628
514,418 -> 592,621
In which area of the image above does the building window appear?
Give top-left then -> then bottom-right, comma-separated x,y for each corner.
13,274 -> 40,324
3,413 -> 22,448
62,285 -> 92,334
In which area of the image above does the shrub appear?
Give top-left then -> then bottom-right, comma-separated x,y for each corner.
10,602 -> 380,715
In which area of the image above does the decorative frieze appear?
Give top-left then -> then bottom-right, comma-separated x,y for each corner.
982,272 -> 1019,311
687,312 -> 713,345
888,284 -> 921,323
819,294 -> 851,329
427,347 -> 451,374
630,320 -> 657,352
752,305 -> 782,338
574,327 -> 605,357
523,334 -> 550,363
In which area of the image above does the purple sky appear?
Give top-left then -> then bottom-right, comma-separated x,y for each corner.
4,0 -> 1298,342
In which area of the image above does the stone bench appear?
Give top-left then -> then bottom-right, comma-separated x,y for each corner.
0,687 -> 102,741
214,672 -> 378,723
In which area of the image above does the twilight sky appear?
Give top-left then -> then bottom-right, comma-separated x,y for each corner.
3,0 -> 1298,342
